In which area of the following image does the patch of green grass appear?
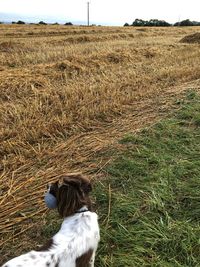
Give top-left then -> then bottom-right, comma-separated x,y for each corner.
26,91 -> 200,266
95,91 -> 200,266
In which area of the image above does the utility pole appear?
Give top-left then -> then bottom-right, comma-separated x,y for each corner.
87,1 -> 90,26
178,15 -> 181,26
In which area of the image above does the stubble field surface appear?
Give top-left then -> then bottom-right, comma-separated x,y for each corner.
0,24 -> 200,265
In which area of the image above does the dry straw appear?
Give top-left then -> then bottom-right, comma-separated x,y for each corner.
0,24 -> 200,248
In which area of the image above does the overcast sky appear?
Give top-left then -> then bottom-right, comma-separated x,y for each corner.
0,0 -> 200,25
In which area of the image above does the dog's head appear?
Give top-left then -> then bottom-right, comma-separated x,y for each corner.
45,173 -> 92,217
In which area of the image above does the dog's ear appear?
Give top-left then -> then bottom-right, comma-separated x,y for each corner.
62,177 -> 81,188
62,174 -> 92,194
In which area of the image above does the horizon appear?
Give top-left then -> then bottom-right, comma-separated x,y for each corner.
0,0 -> 200,26
1,12 -> 200,27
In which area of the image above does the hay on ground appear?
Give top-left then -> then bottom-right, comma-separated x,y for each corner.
180,32 -> 200,44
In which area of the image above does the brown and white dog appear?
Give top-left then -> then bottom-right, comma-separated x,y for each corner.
2,174 -> 100,267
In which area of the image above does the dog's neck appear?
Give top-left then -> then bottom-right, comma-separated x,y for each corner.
61,205 -> 89,223
75,206 -> 89,213
56,205 -> 92,238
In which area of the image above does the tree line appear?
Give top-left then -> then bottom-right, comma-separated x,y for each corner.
124,19 -> 200,27
1,18 -> 200,27
0,20 -> 73,25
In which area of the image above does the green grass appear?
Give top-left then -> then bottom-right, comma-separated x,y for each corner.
94,91 -> 200,267
31,91 -> 200,267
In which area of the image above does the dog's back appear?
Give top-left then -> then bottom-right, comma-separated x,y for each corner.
2,211 -> 99,267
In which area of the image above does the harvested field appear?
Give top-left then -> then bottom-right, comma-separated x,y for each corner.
0,24 -> 200,263
180,32 -> 200,43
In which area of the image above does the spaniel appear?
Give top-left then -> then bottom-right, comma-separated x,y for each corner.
2,174 -> 100,267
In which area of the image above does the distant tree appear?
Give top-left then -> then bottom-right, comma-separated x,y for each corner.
65,22 -> 73,26
159,20 -> 171,27
174,21 -> 179,26
38,21 -> 47,25
180,19 -> 194,26
132,18 -> 171,27
148,19 -> 171,27
16,20 -> 25,24
132,19 -> 147,26
124,23 -> 130,27
192,21 -> 200,26
0,22 -> 3,24
174,19 -> 200,26
53,22 -> 59,25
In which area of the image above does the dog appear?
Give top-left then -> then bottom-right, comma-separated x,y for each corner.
2,173 -> 100,267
